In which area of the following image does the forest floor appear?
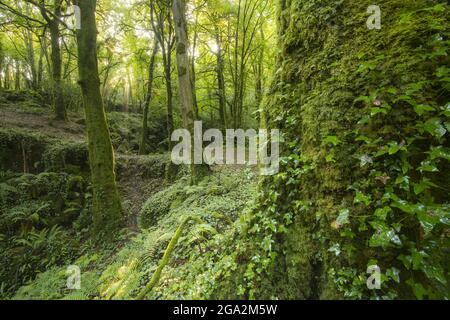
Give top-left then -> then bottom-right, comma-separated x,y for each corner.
0,95 -> 257,299
0,97 -> 171,228
0,105 -> 85,141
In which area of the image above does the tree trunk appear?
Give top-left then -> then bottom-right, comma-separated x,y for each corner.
14,60 -> 20,90
49,3 -> 65,120
24,3 -> 38,90
139,39 -> 159,155
165,61 -> 174,149
190,17 -> 199,119
75,0 -> 122,238
215,29 -> 227,129
172,0 -> 208,184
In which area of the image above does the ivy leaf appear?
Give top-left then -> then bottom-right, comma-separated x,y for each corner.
354,191 -> 371,206
392,200 -> 426,215
445,122 -> 450,132
374,206 -> 391,220
386,267 -> 401,283
417,211 -> 440,235
397,254 -> 412,269
324,135 -> 342,146
359,155 -> 373,167
417,160 -> 439,172
336,209 -> 350,226
387,141 -> 406,155
406,280 -> 427,300
371,107 -> 387,116
369,223 -> 402,248
413,104 -> 434,116
356,135 -> 372,143
328,243 -> 341,256
423,265 -> 447,286
326,153 -> 336,163
428,146 -> 450,161
413,178 -> 438,195
395,175 -> 410,191
423,118 -> 447,138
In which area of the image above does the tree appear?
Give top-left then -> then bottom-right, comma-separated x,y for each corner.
139,38 -> 159,155
149,0 -> 175,150
74,0 -> 122,238
172,0 -> 209,184
0,0 -> 67,119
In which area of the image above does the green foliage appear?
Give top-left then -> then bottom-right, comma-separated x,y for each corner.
242,0 -> 450,300
12,167 -> 257,300
0,171 -> 91,297
107,112 -> 167,154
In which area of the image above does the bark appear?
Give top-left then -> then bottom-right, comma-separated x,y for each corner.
36,0 -> 65,119
172,0 -> 209,184
190,13 -> 199,119
4,63 -> 10,89
49,18 -> 65,120
215,28 -> 227,129
150,0 -> 174,150
14,60 -> 20,90
75,0 -> 122,238
139,39 -> 159,155
24,3 -> 38,90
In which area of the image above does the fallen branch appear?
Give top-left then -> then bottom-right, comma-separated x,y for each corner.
136,215 -> 200,300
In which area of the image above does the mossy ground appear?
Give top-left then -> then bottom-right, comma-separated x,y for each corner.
11,166 -> 257,300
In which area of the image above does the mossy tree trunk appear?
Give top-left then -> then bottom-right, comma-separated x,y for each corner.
149,1 -> 175,150
214,26 -> 227,130
172,0 -> 209,184
250,0 -> 449,300
74,0 -> 122,238
35,0 -> 66,120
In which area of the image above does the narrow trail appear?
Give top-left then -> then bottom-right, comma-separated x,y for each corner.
0,103 -> 166,231
0,106 -> 86,141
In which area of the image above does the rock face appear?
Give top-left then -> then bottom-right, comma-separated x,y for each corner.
252,0 -> 449,299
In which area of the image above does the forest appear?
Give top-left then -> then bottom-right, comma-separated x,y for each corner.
0,0 -> 448,301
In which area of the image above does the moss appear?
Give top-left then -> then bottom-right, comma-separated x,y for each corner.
139,180 -> 188,229
246,0 -> 449,299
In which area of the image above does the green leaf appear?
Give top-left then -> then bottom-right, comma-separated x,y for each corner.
417,160 -> 439,172
413,178 -> 438,195
406,279 -> 427,300
428,146 -> 450,161
398,254 -> 412,269
336,209 -> 350,226
353,95 -> 370,105
374,206 -> 391,220
423,265 -> 447,286
411,249 -> 427,270
423,118 -> 447,138
413,104 -> 434,116
324,135 -> 342,146
370,107 -> 387,116
369,222 -> 402,248
328,243 -> 341,256
354,191 -> 371,206
392,200 -> 426,215
417,211 -> 440,235
326,153 -> 336,163
386,267 -> 401,283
